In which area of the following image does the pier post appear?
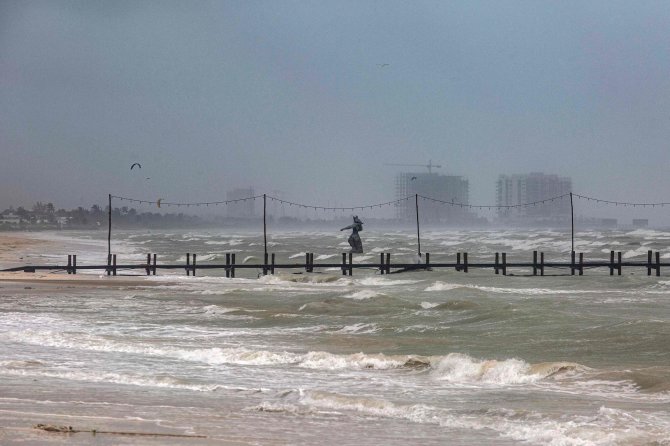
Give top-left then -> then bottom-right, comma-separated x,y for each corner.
386,253 -> 391,274
348,252 -> 353,276
609,251 -> 614,276
425,252 -> 430,269
107,193 -> 111,263
540,252 -> 545,276
192,254 -> 197,277
112,254 -> 117,276
231,254 -> 236,278
502,252 -> 507,276
647,250 -> 652,276
579,253 -> 584,276
146,254 -> 151,276
186,253 -> 190,276
617,251 -> 622,276
342,253 -> 347,276
456,253 -> 461,272
463,252 -> 468,273
305,253 -> 310,273
264,252 -> 268,276
571,251 -> 575,275
271,253 -> 275,275
656,251 -> 660,276
107,254 -> 111,276
152,254 -> 157,275
67,255 -> 72,274
415,194 -> 421,257
380,253 -> 385,275
73,255 -> 77,275
533,251 -> 538,276
225,253 -> 230,278
495,252 -> 499,274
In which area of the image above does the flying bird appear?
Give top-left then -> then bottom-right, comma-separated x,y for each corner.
377,63 -> 390,68
130,163 -> 142,170
411,176 -> 417,180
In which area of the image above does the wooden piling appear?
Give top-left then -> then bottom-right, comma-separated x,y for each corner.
571,251 -> 576,276
146,254 -> 151,276
225,253 -> 230,278
647,250 -> 652,276
609,251 -> 615,276
152,254 -> 157,275
656,251 -> 660,277
540,252 -> 545,276
348,252 -> 353,276
192,254 -> 197,276
533,251 -> 538,276
264,252 -> 268,276
502,252 -> 507,276
186,253 -> 190,276
72,255 -> 77,275
463,252 -> 468,273
342,253 -> 347,276
386,253 -> 391,274
112,254 -> 117,276
67,255 -> 72,274
271,253 -> 275,275
456,253 -> 461,272
380,253 -> 385,275
425,252 -> 430,268
617,251 -> 622,276
495,252 -> 499,274
579,253 -> 584,276
107,254 -> 111,276
231,253 -> 236,278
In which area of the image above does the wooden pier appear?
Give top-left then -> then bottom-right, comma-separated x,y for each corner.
2,250 -> 667,277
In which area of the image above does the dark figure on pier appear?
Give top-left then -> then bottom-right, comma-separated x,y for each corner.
341,216 -> 364,253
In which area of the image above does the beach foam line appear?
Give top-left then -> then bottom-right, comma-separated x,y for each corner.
291,390 -> 670,445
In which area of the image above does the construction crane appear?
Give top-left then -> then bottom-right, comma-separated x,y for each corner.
384,160 -> 442,174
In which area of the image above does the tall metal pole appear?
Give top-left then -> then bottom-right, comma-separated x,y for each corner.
263,194 -> 267,257
570,192 -> 574,253
107,193 -> 112,259
415,194 -> 421,256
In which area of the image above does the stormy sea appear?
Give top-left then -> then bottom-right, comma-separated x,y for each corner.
1,228 -> 669,445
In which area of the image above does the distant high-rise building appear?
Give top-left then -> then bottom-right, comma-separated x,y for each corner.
227,188 -> 256,218
496,173 -> 571,221
395,172 -> 470,223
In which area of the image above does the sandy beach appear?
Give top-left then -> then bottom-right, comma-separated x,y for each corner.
0,232 -> 165,288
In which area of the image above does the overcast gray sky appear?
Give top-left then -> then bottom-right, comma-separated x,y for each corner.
2,0 -> 669,217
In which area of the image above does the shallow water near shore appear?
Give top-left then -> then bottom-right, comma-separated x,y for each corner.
1,228 -> 670,444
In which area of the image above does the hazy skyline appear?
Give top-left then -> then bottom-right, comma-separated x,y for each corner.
2,1 -> 670,221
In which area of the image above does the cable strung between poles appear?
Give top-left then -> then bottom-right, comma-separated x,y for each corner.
418,193 -> 571,209
110,195 -> 263,207
265,195 -> 413,211
572,194 -> 670,208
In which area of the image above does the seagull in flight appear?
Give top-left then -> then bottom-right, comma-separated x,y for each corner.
377,63 -> 390,68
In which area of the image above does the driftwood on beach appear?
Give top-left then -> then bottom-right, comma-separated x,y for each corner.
33,423 -> 207,438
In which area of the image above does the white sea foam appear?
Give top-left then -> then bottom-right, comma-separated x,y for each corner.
341,290 -> 384,300
332,323 -> 380,334
315,254 -> 337,260
289,252 -> 306,259
295,391 -> 667,445
431,353 -> 582,385
424,281 -> 463,292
